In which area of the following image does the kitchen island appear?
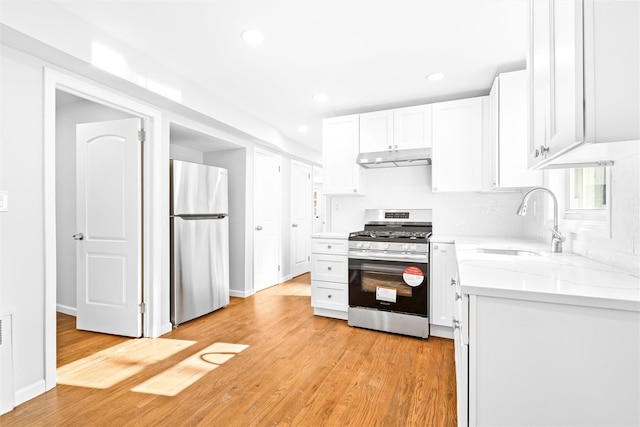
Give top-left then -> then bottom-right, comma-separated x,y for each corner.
436,236 -> 640,427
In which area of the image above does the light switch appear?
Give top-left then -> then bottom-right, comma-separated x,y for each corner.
0,191 -> 7,212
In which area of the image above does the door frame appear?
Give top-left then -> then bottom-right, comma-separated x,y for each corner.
43,68 -> 165,391
290,159 -> 312,277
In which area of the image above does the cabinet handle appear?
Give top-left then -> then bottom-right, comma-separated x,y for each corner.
433,244 -> 439,250
327,245 -> 332,249
388,145 -> 393,149
450,278 -> 457,287
327,266 -> 332,271
328,294 -> 332,299
455,293 -> 461,301
539,145 -> 549,156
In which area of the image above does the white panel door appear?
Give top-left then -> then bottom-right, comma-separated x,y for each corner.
290,160 -> 312,277
253,149 -> 281,292
76,118 -> 142,337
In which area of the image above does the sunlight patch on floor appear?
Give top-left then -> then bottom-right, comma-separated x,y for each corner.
57,338 -> 197,389
131,342 -> 249,396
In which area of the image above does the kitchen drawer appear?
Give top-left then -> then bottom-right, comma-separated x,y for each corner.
311,238 -> 348,255
311,254 -> 348,282
311,280 -> 348,312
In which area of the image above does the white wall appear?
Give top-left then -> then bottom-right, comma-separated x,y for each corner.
55,96 -> 135,313
203,148 -> 250,297
169,145 -> 204,164
0,47 -> 46,407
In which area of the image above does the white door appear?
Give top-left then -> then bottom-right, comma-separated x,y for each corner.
75,118 -> 143,337
253,149 -> 281,292
290,160 -> 312,277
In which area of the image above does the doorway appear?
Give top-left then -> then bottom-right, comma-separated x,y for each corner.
55,91 -> 138,320
43,69 -> 165,392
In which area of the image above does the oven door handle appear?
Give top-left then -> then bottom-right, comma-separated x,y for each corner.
348,251 -> 428,262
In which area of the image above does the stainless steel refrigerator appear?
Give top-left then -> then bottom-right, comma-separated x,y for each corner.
170,160 -> 230,326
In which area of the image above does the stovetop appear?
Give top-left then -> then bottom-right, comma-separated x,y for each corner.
349,209 -> 433,245
349,229 -> 431,241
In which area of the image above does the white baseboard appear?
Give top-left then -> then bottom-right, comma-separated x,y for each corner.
151,322 -> 173,338
15,379 -> 45,407
279,273 -> 293,283
0,313 -> 15,415
430,324 -> 454,340
230,289 -> 255,298
56,304 -> 76,316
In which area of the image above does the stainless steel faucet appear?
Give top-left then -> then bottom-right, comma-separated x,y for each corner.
516,187 -> 565,253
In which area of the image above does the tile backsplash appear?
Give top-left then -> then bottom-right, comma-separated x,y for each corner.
432,191 -> 525,236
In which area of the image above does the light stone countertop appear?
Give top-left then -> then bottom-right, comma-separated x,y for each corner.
310,232 -> 350,239
432,235 -> 640,312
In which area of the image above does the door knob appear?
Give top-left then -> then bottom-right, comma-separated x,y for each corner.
73,233 -> 84,241
255,225 -> 263,231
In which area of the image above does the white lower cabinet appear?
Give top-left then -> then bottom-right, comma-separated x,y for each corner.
310,235 -> 348,320
465,295 -> 639,427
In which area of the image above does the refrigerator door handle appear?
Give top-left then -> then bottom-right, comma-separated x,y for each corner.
172,214 -> 228,220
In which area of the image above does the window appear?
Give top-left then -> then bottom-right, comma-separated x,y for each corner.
568,167 -> 607,210
564,166 -> 611,238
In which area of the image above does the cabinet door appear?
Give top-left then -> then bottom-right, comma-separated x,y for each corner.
359,110 -> 393,153
432,97 -> 486,192
528,0 -> 552,167
487,77 -> 499,190
394,104 -> 432,150
497,71 -> 542,188
322,115 -> 362,194
548,0 -> 584,154
430,243 -> 457,328
529,0 -> 584,167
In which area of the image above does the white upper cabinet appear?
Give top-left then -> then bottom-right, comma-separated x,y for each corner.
488,70 -> 542,189
359,110 -> 394,153
393,104 -> 433,150
322,115 -> 364,195
529,0 -> 640,168
359,105 -> 432,154
432,97 -> 487,192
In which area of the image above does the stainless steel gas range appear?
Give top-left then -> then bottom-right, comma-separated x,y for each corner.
347,209 -> 432,339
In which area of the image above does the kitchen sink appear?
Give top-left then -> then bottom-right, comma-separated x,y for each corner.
473,248 -> 543,257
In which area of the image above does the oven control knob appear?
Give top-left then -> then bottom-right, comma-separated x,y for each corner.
364,242 -> 371,249
402,244 -> 409,251
410,244 -> 417,251
356,242 -> 363,249
384,243 -> 390,250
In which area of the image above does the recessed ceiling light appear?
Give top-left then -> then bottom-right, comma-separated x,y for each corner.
426,72 -> 445,81
313,92 -> 327,102
241,29 -> 264,45
298,125 -> 309,133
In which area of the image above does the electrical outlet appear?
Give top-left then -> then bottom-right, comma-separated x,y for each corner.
0,191 -> 7,212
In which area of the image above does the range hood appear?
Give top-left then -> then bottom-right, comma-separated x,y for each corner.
356,147 -> 432,168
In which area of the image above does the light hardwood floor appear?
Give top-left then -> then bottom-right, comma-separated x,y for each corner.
1,273 -> 456,426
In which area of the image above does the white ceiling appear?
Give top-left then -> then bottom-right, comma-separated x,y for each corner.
50,0 -> 528,153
